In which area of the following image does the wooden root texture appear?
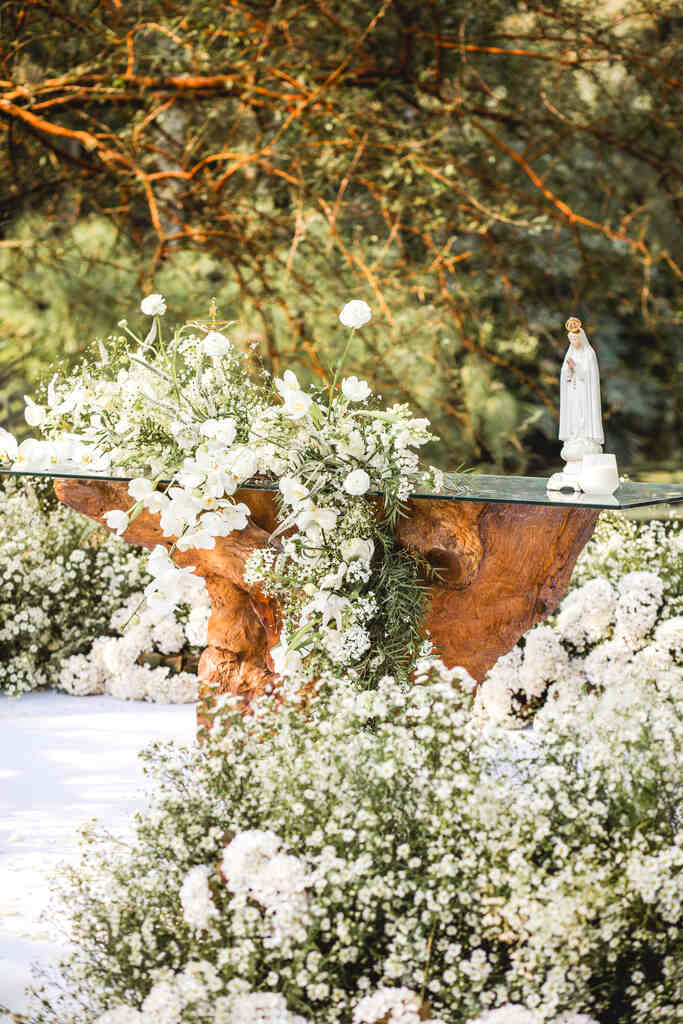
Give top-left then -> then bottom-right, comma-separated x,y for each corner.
54,479 -> 598,728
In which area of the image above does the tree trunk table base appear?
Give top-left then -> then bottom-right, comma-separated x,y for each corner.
54,479 -> 598,730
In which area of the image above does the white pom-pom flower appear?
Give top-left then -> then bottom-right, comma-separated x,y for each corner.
202,330 -> 231,357
140,293 -> 166,316
339,300 -> 372,329
343,468 -> 371,496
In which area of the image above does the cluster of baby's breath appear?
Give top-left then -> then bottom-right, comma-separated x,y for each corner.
477,515 -> 682,726
17,657 -> 682,1024
572,512 -> 682,618
0,477 -> 149,695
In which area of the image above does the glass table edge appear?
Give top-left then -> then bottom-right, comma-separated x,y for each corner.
1,467 -> 682,511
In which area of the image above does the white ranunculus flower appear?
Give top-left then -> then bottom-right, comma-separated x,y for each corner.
341,376 -> 372,402
339,300 -> 372,329
343,468 -> 371,496
342,537 -> 374,563
202,330 -> 231,358
103,509 -> 129,536
24,396 -> 47,427
0,426 -> 18,462
140,293 -> 166,316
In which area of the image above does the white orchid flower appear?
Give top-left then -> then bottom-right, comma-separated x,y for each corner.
103,509 -> 129,536
279,476 -> 309,507
176,529 -> 217,551
159,486 -> 204,537
339,300 -> 371,329
227,445 -> 259,483
23,396 -> 46,427
274,369 -> 301,398
274,369 -> 313,420
199,417 -> 237,446
271,642 -> 303,679
220,502 -> 251,532
128,478 -> 168,514
13,438 -> 76,471
72,443 -> 111,473
128,477 -> 155,502
0,427 -> 18,462
295,503 -> 338,537
283,390 -> 313,420
314,592 -> 350,632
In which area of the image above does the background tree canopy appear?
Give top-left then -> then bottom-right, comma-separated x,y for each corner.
0,0 -> 680,473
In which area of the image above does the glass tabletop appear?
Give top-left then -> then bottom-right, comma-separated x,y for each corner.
2,465 -> 682,510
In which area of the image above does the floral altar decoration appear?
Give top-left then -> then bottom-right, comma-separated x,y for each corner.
0,296 -> 445,690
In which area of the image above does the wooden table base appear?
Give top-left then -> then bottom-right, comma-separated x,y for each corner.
54,479 -> 598,728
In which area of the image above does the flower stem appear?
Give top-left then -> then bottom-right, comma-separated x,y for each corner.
328,327 -> 355,410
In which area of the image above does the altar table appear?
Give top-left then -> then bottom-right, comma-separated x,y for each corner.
3,468 -> 682,726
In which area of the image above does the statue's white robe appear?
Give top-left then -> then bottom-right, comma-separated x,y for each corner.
559,333 -> 604,444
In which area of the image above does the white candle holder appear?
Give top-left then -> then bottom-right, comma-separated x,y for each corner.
578,453 -> 619,494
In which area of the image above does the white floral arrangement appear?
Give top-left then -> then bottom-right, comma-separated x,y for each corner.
1,296 -> 445,687
16,661 -> 681,1023
476,514 -> 682,725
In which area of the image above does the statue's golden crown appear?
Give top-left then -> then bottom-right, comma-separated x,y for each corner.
565,316 -> 582,333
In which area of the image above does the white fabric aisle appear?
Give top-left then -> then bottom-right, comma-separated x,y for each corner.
0,690 -> 196,1015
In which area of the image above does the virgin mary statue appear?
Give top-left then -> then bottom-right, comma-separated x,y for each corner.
547,317 -> 604,490
559,318 -> 604,447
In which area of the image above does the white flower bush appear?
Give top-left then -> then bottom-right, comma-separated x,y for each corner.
4,297 -> 446,688
477,514 -> 682,724
0,476 -> 206,701
57,584 -> 208,703
16,659 -> 681,1023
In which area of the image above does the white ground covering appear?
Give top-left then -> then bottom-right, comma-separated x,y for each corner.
0,691 -> 196,1015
